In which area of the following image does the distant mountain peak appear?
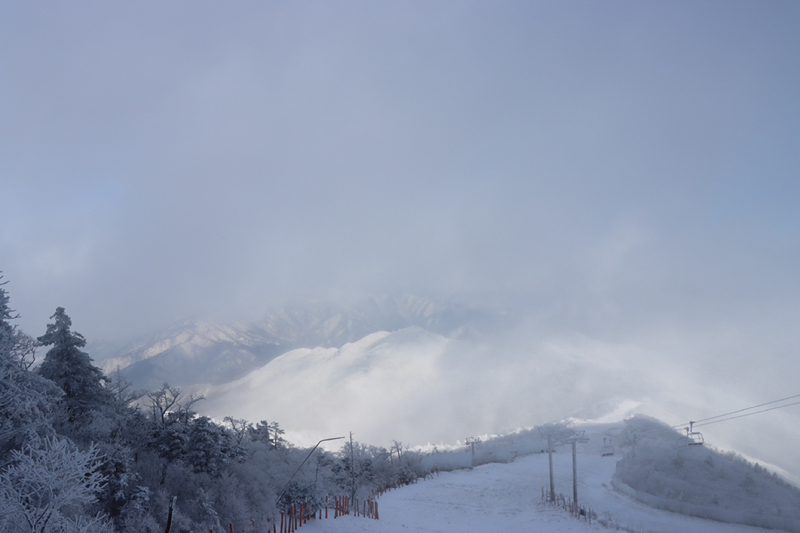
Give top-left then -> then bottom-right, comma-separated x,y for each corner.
92,295 -> 503,390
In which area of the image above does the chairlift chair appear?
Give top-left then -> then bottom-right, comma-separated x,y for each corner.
685,421 -> 704,446
600,437 -> 614,457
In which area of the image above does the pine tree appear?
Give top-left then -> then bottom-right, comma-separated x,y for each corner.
0,276 -> 14,353
0,277 -> 60,454
185,416 -> 238,476
0,274 -> 37,367
37,308 -> 112,422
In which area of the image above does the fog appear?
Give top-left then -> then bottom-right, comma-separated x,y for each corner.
193,320 -> 800,482
2,2 -> 799,475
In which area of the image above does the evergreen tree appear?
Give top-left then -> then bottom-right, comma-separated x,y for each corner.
185,416 -> 242,476
0,277 -> 60,455
37,308 -> 112,422
0,276 -> 14,353
0,275 -> 38,368
269,421 -> 286,450
248,420 -> 271,445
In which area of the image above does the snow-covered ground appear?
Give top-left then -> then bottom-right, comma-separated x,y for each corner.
300,423 -> 791,533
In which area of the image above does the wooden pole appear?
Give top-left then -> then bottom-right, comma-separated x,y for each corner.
164,496 -> 177,533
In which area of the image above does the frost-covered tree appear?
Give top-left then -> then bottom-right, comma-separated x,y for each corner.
0,278 -> 60,455
185,416 -> 243,476
146,383 -> 202,428
37,308 -> 113,423
0,359 -> 60,457
333,440 -> 377,500
0,274 -> 18,357
144,383 -> 206,486
0,277 -> 38,368
247,420 -> 286,450
0,436 -> 110,533
223,416 -> 250,447
248,420 -> 270,445
114,485 -> 160,533
269,421 -> 286,450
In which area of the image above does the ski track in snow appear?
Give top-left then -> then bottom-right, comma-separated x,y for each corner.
300,452 -> 778,533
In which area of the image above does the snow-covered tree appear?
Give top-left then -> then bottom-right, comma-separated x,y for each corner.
0,359 -> 60,457
0,274 -> 17,355
36,308 -> 113,423
248,420 -> 270,445
144,383 -> 207,486
223,416 -> 250,447
146,383 -> 202,428
0,277 -> 38,369
247,420 -> 286,450
0,436 -> 110,533
333,440 -> 377,500
0,278 -> 60,455
185,416 -> 243,476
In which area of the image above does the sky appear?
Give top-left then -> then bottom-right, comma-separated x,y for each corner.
2,3 -> 799,360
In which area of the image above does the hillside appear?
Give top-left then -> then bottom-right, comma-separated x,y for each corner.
301,420 -> 800,533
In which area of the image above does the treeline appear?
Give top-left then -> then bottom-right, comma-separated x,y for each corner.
0,277 -> 428,533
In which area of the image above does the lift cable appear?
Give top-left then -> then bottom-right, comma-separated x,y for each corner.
692,400 -> 800,429
692,393 -> 800,424
672,392 -> 800,430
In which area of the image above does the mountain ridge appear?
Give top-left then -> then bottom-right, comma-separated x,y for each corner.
92,295 -> 503,389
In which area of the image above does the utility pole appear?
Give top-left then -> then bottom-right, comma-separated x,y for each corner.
548,436 -> 555,502
465,437 -> 480,467
350,432 -> 356,502
537,423 -> 575,503
567,431 -> 589,504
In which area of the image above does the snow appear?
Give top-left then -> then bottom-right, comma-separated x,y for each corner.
297,457 -> 775,533
297,425 -> 790,533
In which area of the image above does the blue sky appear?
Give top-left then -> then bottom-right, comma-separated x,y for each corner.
2,1 -> 798,348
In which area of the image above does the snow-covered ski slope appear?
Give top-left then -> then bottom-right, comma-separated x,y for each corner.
301,457 -> 775,533
303,422 -> 796,533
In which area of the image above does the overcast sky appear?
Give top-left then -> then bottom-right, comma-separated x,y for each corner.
2,2 -> 799,351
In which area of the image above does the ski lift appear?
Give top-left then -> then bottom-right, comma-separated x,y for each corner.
600,437 -> 614,457
685,421 -> 704,446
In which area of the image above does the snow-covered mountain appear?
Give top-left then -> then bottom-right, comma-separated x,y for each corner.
95,319 -> 286,389
255,295 -> 500,347
190,325 -> 659,450
91,295 -> 503,389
